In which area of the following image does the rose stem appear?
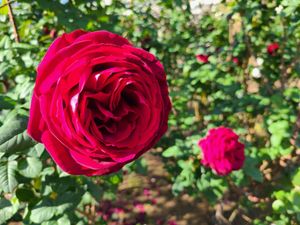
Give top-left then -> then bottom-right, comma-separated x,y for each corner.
7,1 -> 20,43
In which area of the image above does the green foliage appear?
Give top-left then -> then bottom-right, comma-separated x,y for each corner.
0,0 -> 299,224
0,158 -> 18,193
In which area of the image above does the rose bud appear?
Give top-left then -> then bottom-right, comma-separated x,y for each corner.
42,26 -> 50,35
196,54 -> 209,63
141,35 -> 152,51
27,30 -> 171,176
198,127 -> 245,176
267,42 -> 279,55
49,29 -> 57,39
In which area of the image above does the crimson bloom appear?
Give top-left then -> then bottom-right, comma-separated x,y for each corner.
267,42 -> 279,55
27,30 -> 171,176
196,54 -> 209,63
198,127 -> 245,176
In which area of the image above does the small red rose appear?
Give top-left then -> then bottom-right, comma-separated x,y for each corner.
198,127 -> 245,176
27,30 -> 171,176
196,54 -> 209,63
267,42 -> 279,55
232,57 -> 239,65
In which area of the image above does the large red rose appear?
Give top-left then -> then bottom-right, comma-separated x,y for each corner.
198,127 -> 245,176
27,30 -> 171,176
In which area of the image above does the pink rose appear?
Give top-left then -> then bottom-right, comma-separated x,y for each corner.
196,54 -> 209,63
143,188 -> 151,197
27,30 -> 171,176
267,42 -> 279,55
198,127 -> 245,176
134,203 -> 145,213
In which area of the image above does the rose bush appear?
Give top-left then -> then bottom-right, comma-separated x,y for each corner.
1,0 -> 300,224
198,127 -> 245,176
27,30 -> 171,176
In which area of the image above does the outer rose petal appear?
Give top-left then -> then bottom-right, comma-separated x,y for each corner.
37,30 -> 87,77
41,131 -> 94,175
27,94 -> 47,142
75,30 -> 131,46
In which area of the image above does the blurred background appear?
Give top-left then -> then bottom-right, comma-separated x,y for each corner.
0,0 -> 299,224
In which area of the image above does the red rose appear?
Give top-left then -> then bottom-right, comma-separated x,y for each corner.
27,30 -> 171,176
196,54 -> 209,63
232,57 -> 239,65
198,127 -> 245,176
267,42 -> 279,55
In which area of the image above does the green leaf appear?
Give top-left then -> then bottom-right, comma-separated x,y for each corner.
55,192 -> 81,215
18,157 -> 42,178
57,216 -> 71,225
0,130 -> 36,157
33,143 -> 45,157
16,187 -> 36,202
284,87 -> 300,102
292,190 -> 300,210
0,0 -> 8,15
268,120 -> 289,147
162,146 -> 182,157
0,159 -> 18,192
86,179 -> 103,201
272,199 -> 285,213
41,221 -> 58,225
0,117 -> 27,145
30,199 -> 56,223
292,169 -> 300,187
243,157 -> 263,182
0,199 -> 17,224
0,95 -> 16,109
0,116 -> 35,157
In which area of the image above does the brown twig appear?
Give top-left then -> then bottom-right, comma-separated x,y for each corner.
240,16 -> 256,93
7,1 -> 20,43
0,0 -> 15,9
76,207 -> 96,225
215,201 -> 231,225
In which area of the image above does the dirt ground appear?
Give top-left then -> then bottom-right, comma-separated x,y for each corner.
101,152 -> 211,225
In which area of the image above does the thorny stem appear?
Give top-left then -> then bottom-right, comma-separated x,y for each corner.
7,1 -> 20,43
